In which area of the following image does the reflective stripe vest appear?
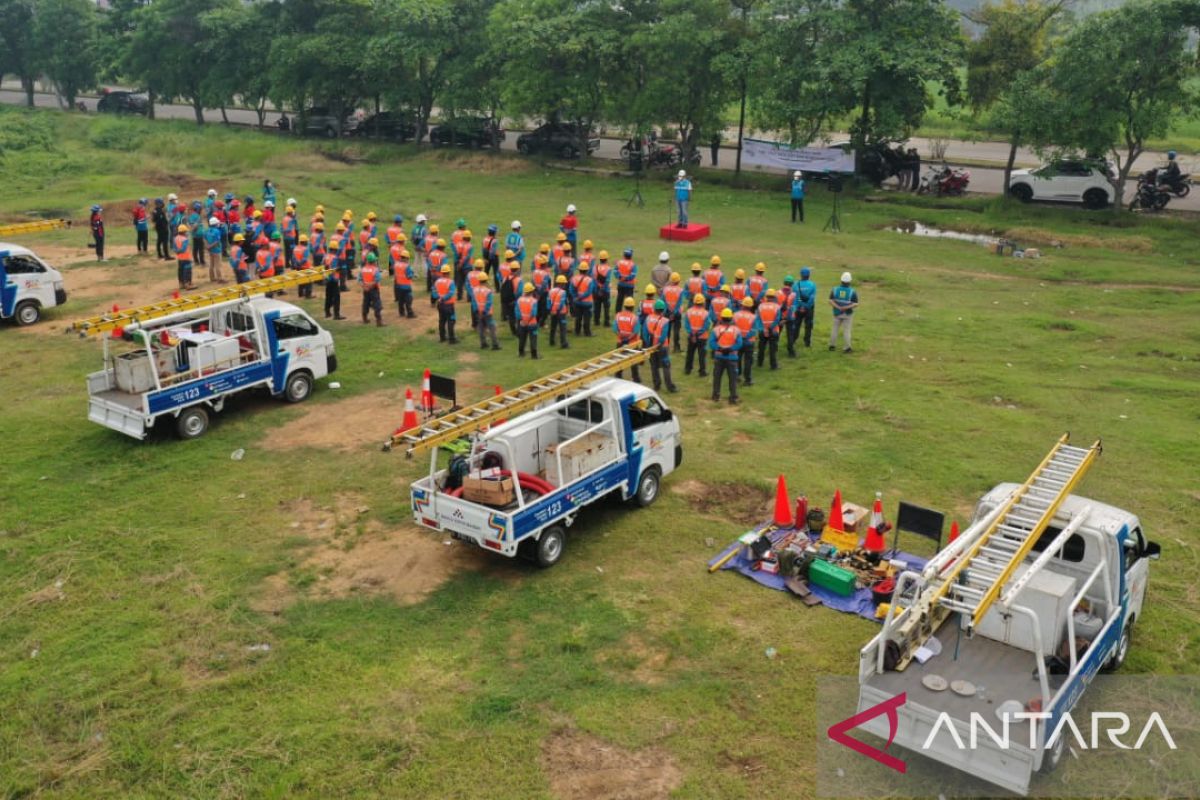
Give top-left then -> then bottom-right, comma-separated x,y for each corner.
270,242 -> 284,268
551,244 -> 565,264
710,296 -> 730,320
778,287 -> 795,320
614,310 -> 638,343
733,309 -> 757,342
423,236 -> 436,256
712,323 -> 740,353
393,261 -> 413,287
662,284 -> 684,313
255,248 -> 274,277
499,261 -> 514,282
686,275 -> 704,297
293,245 -> 310,269
359,229 -> 370,249
516,294 -> 538,326
454,241 -> 472,266
532,267 -> 551,293
427,249 -> 448,273
639,298 -> 656,318
361,263 -> 381,290
473,285 -> 493,315
507,274 -> 523,298
757,301 -> 782,334
283,215 -> 298,240
685,306 -> 710,338
645,314 -> 669,349
748,275 -> 768,301
570,274 -> 594,304
468,270 -> 485,290
451,229 -> 465,247
549,287 -> 568,315
595,261 -> 611,288
482,234 -> 497,258
703,268 -> 724,292
389,243 -> 404,267
557,256 -> 574,275
731,282 -> 748,304
386,225 -> 403,245
434,277 -> 456,304
229,245 -> 245,272
616,259 -> 636,286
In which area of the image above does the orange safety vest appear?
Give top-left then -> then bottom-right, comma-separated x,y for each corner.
283,215 -> 298,239
551,244 -> 565,264
389,243 -> 404,266
713,323 -> 740,350
579,252 -> 594,270
733,309 -> 756,341
358,229 -> 370,249
646,314 -> 668,348
570,274 -> 593,303
532,267 -> 551,293
473,285 -> 492,314
710,296 -> 730,318
423,237 -> 436,256
662,284 -> 683,312
229,245 -> 245,272
451,229 -> 465,247
507,273 -> 523,296
557,256 -> 574,275
468,270 -> 484,290
686,275 -> 704,297
549,286 -> 568,315
639,298 -> 655,318
271,242 -> 284,268
686,306 -> 710,337
731,282 -> 747,304
255,248 -> 274,277
427,249 -> 447,272
617,259 -> 636,284
174,234 -> 192,262
434,276 -> 456,304
482,234 -> 497,257
757,300 -> 781,331
516,294 -> 538,325
454,241 -> 471,264
361,263 -> 381,290
499,261 -> 514,282
595,261 -> 610,284
703,268 -> 723,291
614,310 -> 638,343
749,275 -> 767,298
394,260 -> 412,286
386,224 -> 403,245
293,245 -> 310,269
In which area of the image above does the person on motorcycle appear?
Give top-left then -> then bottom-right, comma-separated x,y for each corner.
1164,151 -> 1181,184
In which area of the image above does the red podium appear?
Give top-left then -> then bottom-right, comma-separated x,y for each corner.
659,222 -> 711,242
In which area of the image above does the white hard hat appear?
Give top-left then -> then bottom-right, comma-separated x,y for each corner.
793,171 -> 802,179
511,220 -> 521,229
264,200 -> 275,208
677,170 -> 686,178
208,217 -> 219,225
841,271 -> 852,283
416,213 -> 427,223
658,251 -> 669,261
168,193 -> 178,201
207,188 -> 216,196
287,197 -> 297,206
566,203 -> 576,213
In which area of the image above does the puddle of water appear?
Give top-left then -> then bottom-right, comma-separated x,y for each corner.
887,221 -> 997,246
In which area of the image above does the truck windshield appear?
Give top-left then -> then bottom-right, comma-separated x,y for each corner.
272,314 -> 317,339
3,255 -> 45,274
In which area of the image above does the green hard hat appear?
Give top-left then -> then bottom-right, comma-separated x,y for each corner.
366,252 -> 378,262
456,218 -> 466,227
654,299 -> 666,311
271,230 -> 282,240
784,274 -> 795,284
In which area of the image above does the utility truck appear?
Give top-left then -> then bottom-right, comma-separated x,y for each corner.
68,269 -> 336,440
388,347 -> 683,567
1,242 -> 67,326
855,435 -> 1160,795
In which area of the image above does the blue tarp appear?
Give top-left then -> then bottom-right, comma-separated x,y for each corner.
706,523 -> 928,622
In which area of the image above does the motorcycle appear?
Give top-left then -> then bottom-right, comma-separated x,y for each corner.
1158,170 -> 1190,198
1130,170 -> 1171,211
916,164 -> 970,196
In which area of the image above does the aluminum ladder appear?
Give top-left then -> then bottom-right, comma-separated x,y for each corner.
67,268 -> 332,336
384,346 -> 653,457
930,434 -> 1102,633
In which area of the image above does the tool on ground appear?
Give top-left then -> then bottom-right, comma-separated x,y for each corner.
67,268 -> 331,336
384,346 -> 654,456
0,218 -> 71,237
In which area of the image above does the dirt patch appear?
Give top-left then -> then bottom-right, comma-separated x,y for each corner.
253,495 -> 490,614
728,431 -> 754,445
428,151 -> 531,175
139,171 -> 220,199
671,479 -> 772,527
1003,226 -> 1153,254
720,752 -> 767,778
260,388 -> 407,452
541,728 -> 683,800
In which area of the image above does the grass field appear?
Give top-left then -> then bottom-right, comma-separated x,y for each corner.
2,106 -> 1199,798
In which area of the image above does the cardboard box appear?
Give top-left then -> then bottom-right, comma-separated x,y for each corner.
462,475 -> 515,507
545,431 -> 614,485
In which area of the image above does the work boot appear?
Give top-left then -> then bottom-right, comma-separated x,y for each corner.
828,345 -> 836,351
492,344 -> 501,351
335,315 -> 346,320
729,398 -> 739,405
844,348 -> 853,353
362,317 -> 369,324
376,319 -> 384,327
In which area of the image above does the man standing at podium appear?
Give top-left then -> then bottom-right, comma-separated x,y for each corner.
674,170 -> 692,227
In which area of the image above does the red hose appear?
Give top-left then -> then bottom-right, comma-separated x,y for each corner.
443,470 -> 555,499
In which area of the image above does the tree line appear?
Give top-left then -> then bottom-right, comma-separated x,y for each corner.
1,0 -> 1197,201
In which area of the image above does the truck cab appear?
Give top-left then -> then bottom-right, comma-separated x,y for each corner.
1,243 -> 66,326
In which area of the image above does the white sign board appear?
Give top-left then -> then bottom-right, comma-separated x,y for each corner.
742,138 -> 856,174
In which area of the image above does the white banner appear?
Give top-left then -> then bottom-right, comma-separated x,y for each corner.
741,138 -> 856,174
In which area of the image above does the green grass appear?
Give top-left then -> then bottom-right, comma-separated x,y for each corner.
2,105 -> 1200,798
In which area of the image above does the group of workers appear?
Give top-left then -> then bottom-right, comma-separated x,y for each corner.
122,187 -> 861,403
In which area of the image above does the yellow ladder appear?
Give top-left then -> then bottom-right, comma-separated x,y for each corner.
931,434 -> 1102,632
0,219 -> 72,237
384,346 -> 653,457
67,268 -> 332,336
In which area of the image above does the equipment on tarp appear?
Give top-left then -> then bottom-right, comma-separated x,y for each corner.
809,559 -> 856,596
864,491 -> 886,553
820,488 -> 859,551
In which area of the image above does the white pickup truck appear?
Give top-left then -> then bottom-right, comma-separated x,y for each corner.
856,484 -> 1160,795
0,242 -> 66,326
87,296 -> 336,439
411,377 -> 682,567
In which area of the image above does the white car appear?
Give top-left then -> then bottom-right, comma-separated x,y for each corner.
1009,159 -> 1114,209
1,242 -> 67,326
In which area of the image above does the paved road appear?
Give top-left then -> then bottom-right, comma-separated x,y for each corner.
3,88 -> 1195,211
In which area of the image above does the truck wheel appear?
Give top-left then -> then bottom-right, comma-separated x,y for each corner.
1009,184 -> 1034,203
14,301 -> 40,326
535,526 -> 566,568
1040,730 -> 1066,773
633,467 -> 661,508
560,144 -> 577,160
284,371 -> 313,403
1103,623 -> 1131,672
176,406 -> 210,440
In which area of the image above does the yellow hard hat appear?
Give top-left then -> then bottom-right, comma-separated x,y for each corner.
741,296 -> 754,308
361,218 -> 370,227
645,284 -> 657,295
367,211 -> 377,220
343,209 -> 353,218
556,232 -> 567,242
623,297 -> 636,308
693,293 -> 705,305
253,210 -> 263,218
399,248 -> 410,258
315,204 -> 325,213
429,224 -> 440,233
562,242 -> 572,252
556,274 -> 568,284
473,258 -> 485,268
177,224 -> 188,233
367,237 -> 379,246
755,262 -> 766,273
462,230 -> 472,239
298,234 -> 308,242
441,264 -> 451,274
535,254 -> 547,265
766,288 -> 777,297
504,249 -> 515,259
578,262 -> 590,271
691,262 -> 702,272
523,282 -> 535,294
721,307 -> 734,319
598,250 -> 609,260
710,255 -> 721,266
314,222 -> 324,231
720,283 -> 731,293
583,239 -> 593,249
539,243 -> 551,253
397,232 -> 406,242
669,272 -> 680,283
735,268 -> 746,280
233,233 -> 245,242
436,238 -> 447,248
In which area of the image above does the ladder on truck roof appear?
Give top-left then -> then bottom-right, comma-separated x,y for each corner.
0,218 -> 71,237
383,346 -> 653,457
66,268 -> 332,336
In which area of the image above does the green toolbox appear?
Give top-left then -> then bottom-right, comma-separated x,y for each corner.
809,559 -> 857,596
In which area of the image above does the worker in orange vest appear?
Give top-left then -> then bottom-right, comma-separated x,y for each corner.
569,262 -> 594,338
638,284 -> 658,321
472,273 -> 500,350
551,232 -> 567,266
615,248 -> 638,310
683,293 -> 712,377
756,288 -> 783,370
531,254 -> 552,324
748,262 -> 769,308
732,297 -> 761,387
360,252 -> 384,326
433,264 -> 458,343
709,284 -> 733,324
730,269 -> 748,306
578,240 -> 595,273
505,261 -> 524,336
702,255 -> 725,305
229,233 -> 249,285
643,299 -> 677,393
466,258 -> 487,329
451,218 -> 467,248
453,229 -> 473,300
423,224 -> 440,292
592,249 -> 612,327
324,237 -> 344,319
612,296 -> 642,383
708,307 -> 743,404
499,250 -> 518,329
385,214 -> 404,247
685,263 -> 704,302
293,234 -> 313,297
390,246 -> 415,318
661,272 -> 685,353
174,224 -> 194,290
515,283 -> 540,359
482,224 -> 499,275
556,241 -> 575,277
426,238 -> 449,307
282,207 -> 299,268
548,274 -> 571,348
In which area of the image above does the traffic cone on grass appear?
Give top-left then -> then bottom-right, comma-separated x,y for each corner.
864,491 -> 886,552
394,388 -> 419,436
948,520 -> 960,543
773,475 -> 793,528
420,368 -> 434,414
827,488 -> 845,532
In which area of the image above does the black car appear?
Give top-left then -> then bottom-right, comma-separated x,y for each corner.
516,122 -> 601,159
96,90 -> 149,116
428,116 -> 505,148
346,111 -> 417,141
297,107 -> 351,138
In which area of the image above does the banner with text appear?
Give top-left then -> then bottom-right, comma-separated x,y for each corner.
742,138 -> 856,174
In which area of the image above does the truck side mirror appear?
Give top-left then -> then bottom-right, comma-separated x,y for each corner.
1143,541 -> 1161,560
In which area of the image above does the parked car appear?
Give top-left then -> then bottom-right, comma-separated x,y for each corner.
516,122 -> 601,159
1008,159 -> 1114,209
428,117 -> 505,148
346,111 -> 417,141
296,107 -> 351,139
96,90 -> 149,116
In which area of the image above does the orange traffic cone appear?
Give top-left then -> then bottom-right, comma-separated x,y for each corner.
394,388 -> 419,436
773,475 -> 793,528
172,290 -> 181,299
948,520 -> 960,543
420,368 -> 434,413
864,491 -> 886,552
493,385 -> 506,427
827,488 -> 845,532
112,303 -> 120,313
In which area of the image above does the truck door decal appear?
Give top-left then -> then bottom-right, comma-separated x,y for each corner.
486,513 -> 507,541
263,309 -> 289,393
0,259 -> 16,317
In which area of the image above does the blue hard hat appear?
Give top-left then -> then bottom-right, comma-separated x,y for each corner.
800,267 -> 811,278
224,193 -> 234,201
244,195 -> 254,204
488,224 -> 498,233
90,204 -> 101,212
624,247 -> 633,257
154,197 -> 163,204
192,201 -> 202,209
394,214 -> 403,223
139,198 -> 148,204
1168,150 -> 1177,159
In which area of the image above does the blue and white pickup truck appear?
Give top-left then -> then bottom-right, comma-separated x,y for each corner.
411,378 -> 682,567
0,243 -> 66,326
87,296 -> 336,439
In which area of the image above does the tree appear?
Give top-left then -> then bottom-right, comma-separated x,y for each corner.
33,0 -> 100,109
1048,0 -> 1200,208
965,0 -> 1069,190
95,0 -> 148,88
200,3 -> 279,127
751,0 -> 841,147
0,0 -> 38,106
